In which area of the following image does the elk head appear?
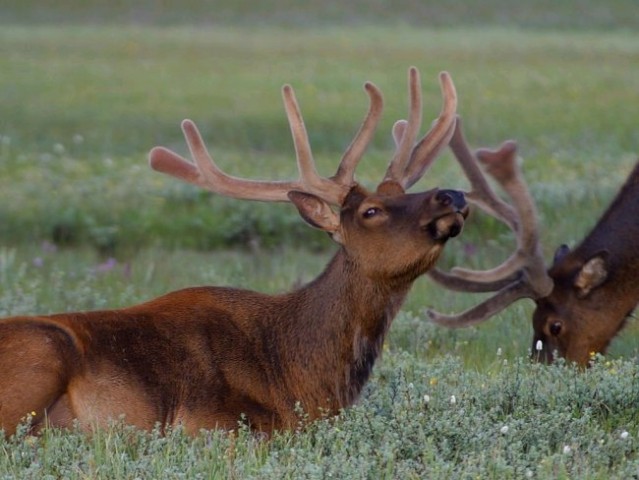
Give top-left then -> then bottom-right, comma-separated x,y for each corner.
531,162 -> 639,364
150,68 -> 468,284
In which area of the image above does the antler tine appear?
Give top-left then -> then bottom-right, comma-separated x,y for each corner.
381,67 -> 423,187
150,120 -> 298,202
427,267 -> 520,293
402,71 -> 458,189
449,117 -> 518,228
332,82 -> 384,186
426,120 -> 553,327
281,85 -> 350,204
427,279 -> 538,328
475,145 -> 552,295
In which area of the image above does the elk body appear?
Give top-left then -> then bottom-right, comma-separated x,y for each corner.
0,68 -> 468,437
423,118 -> 638,366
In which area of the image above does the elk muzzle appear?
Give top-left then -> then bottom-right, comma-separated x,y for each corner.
425,189 -> 468,241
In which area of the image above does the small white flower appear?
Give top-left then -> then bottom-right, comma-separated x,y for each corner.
496,347 -> 503,356
408,382 -> 414,390
562,445 -> 572,455
525,470 -> 533,478
536,340 -> 543,351
53,143 -> 65,154
450,395 -> 456,405
72,134 -> 84,145
500,425 -> 509,435
621,430 -> 629,440
423,394 -> 430,404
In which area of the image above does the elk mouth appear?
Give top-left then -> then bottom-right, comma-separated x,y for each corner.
426,209 -> 468,241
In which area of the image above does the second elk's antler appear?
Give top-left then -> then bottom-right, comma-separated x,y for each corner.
425,117 -> 554,327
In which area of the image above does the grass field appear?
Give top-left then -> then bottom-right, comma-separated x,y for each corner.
2,2 -> 639,478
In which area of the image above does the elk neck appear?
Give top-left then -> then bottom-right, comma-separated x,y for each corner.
273,246 -> 414,412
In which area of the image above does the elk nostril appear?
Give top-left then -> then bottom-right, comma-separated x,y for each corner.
436,190 -> 466,210
435,191 -> 453,207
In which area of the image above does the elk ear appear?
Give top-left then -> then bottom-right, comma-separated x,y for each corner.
288,191 -> 343,243
574,250 -> 609,298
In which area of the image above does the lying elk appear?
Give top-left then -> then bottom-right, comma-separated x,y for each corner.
0,68 -> 468,437
424,118 -> 638,366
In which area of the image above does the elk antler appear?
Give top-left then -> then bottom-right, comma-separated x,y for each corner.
426,117 -> 553,327
148,81 -> 384,206
379,69 -> 457,193
150,68 -> 458,205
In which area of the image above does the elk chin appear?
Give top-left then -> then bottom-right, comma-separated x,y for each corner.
425,211 -> 467,242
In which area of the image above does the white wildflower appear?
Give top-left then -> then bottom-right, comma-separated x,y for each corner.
621,430 -> 629,440
562,445 -> 572,455
72,134 -> 84,145
500,425 -> 509,435
53,143 -> 65,154
525,470 -> 533,478
450,395 -> 456,405
496,347 -> 502,356
423,394 -> 430,404
535,340 -> 543,351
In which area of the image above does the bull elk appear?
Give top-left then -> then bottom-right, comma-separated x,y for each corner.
0,68 -> 468,437
424,118 -> 638,366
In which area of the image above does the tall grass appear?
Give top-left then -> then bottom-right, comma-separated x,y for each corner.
1,2 -> 639,477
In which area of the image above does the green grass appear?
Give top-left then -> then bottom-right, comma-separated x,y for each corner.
2,2 -> 639,477
2,25 -> 638,251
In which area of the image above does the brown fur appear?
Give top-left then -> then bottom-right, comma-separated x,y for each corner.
0,185 -> 467,436
532,161 -> 639,365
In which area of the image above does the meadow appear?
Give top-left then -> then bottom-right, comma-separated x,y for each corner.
1,1 -> 639,477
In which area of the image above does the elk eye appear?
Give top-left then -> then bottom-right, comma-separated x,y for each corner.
549,322 -> 562,336
363,207 -> 380,219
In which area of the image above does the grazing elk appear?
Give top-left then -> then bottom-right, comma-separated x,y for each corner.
0,68 -> 468,437
423,118 -> 639,366
531,162 -> 639,364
